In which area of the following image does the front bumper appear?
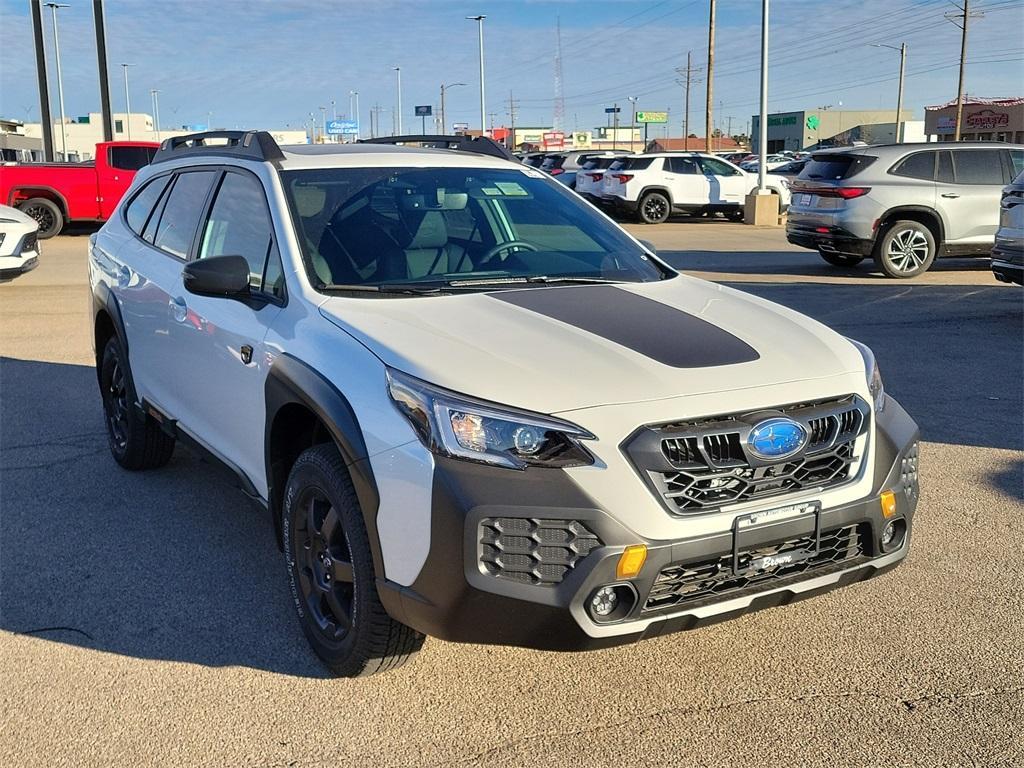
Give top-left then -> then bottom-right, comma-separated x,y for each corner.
381,396 -> 920,651
787,222 -> 874,256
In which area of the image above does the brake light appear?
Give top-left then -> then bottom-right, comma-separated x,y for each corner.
589,173 -> 605,181
614,174 -> 633,183
792,185 -> 870,199
550,168 -> 564,176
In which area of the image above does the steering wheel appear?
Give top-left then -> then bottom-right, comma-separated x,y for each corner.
480,240 -> 540,263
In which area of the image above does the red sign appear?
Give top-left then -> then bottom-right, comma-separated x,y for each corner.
965,109 -> 1009,130
542,131 -> 565,149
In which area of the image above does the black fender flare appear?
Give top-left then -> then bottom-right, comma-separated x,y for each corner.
264,354 -> 383,573
92,283 -> 140,405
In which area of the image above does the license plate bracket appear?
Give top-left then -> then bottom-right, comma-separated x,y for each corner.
730,502 -> 822,576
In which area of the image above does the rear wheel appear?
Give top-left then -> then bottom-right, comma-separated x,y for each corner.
99,336 -> 175,470
873,220 -> 936,278
817,250 -> 865,268
283,443 -> 425,677
637,191 -> 671,224
727,208 -> 745,222
17,197 -> 64,239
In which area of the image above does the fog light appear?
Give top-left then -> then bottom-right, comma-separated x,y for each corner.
616,544 -> 647,579
591,586 -> 618,617
880,489 -> 897,519
881,521 -> 897,547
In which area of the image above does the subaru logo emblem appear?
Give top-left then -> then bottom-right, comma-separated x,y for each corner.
747,417 -> 807,460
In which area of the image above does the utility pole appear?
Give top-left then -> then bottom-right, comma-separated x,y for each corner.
612,102 -> 619,151
675,50 -> 701,149
726,115 -> 733,143
30,0 -> 54,161
120,63 -> 135,140
946,1 -> 981,141
440,82 -> 466,135
628,95 -> 638,151
507,91 -> 519,149
150,89 -> 161,141
45,3 -> 70,159
467,15 -> 487,136
706,0 -> 716,153
350,90 -> 360,140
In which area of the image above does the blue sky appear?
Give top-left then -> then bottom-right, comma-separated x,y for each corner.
1,0 -> 1022,137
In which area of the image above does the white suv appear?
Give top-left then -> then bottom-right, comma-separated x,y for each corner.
601,153 -> 791,223
89,131 -> 919,677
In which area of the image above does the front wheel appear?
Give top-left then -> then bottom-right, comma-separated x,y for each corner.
817,250 -> 865,268
873,220 -> 936,278
637,191 -> 671,224
283,443 -> 425,677
18,197 -> 64,239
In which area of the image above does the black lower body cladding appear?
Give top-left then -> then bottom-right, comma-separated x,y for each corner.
383,397 -> 921,651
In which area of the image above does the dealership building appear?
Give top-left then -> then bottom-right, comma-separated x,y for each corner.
751,109 -> 915,152
924,97 -> 1024,143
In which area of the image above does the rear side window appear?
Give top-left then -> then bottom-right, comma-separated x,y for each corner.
891,151 -> 936,180
800,154 -> 874,180
109,145 -> 157,171
153,171 -> 217,258
951,149 -> 1004,184
198,171 -> 283,298
1010,149 -> 1024,177
621,157 -> 655,171
667,157 -> 701,174
125,175 -> 171,236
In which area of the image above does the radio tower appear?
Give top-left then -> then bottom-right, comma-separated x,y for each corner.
552,16 -> 565,132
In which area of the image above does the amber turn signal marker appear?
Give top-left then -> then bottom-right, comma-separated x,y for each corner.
616,545 -> 647,579
880,490 -> 897,519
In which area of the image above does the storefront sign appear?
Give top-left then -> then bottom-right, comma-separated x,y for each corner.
966,109 -> 1009,130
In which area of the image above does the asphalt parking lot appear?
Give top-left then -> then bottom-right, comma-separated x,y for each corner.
1,223 -> 1021,768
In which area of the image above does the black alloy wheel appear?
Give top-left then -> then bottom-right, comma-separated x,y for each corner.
18,197 -> 63,239
638,191 -> 671,224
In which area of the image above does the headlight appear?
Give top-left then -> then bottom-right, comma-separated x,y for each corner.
387,368 -> 595,469
849,339 -> 885,412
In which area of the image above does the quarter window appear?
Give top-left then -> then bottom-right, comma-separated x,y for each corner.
892,152 -> 936,180
198,171 -> 284,298
951,149 -> 1004,184
153,171 -> 217,258
667,157 -> 701,174
125,175 -> 171,237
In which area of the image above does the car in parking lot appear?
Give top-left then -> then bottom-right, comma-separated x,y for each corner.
575,155 -> 630,204
992,168 -> 1024,285
770,158 -> 810,179
787,143 -> 1024,278
601,152 -> 791,223
89,130 -> 919,678
0,203 -> 40,277
740,154 -> 790,173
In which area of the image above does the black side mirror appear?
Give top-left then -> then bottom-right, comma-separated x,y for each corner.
182,255 -> 251,298
639,239 -> 657,255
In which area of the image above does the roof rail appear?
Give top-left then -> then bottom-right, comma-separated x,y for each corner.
358,134 -> 514,161
152,130 -> 285,164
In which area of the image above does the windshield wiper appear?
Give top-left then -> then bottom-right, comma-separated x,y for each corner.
445,275 -> 625,289
317,282 -> 442,295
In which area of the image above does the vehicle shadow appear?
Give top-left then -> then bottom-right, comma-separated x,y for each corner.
0,356 -> 331,679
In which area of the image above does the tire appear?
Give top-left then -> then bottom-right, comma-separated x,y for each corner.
283,443 -> 425,677
99,335 -> 175,470
727,208 -> 745,222
817,250 -> 865,268
17,197 -> 64,239
873,220 -> 937,278
637,191 -> 671,224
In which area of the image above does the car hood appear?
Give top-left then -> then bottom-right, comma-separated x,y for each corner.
318,275 -> 864,414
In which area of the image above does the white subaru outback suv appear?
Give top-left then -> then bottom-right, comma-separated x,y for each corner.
89,131 -> 919,677
601,152 -> 791,223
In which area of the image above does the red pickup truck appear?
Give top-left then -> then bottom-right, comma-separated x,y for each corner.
0,141 -> 158,238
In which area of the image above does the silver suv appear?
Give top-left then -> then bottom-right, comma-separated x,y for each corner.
787,143 -> 1024,278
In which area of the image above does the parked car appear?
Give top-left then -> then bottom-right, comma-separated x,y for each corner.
601,152 -> 791,223
0,141 -> 158,238
0,203 -> 40,278
992,167 -> 1024,285
741,154 -> 790,172
787,143 -> 1024,278
89,130 -> 918,677
770,158 -> 810,179
575,155 -> 630,204
521,152 -> 549,168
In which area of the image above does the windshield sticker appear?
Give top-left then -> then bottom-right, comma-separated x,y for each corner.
494,182 -> 529,196
520,166 -> 545,178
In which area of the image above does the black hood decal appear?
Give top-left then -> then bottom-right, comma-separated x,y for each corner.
491,285 -> 760,368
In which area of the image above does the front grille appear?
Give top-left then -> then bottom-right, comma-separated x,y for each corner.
644,523 -> 869,612
479,518 -> 601,586
625,396 -> 869,515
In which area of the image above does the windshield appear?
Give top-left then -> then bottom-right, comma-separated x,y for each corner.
282,166 -> 668,293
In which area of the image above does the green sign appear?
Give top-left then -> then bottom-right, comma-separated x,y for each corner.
766,114 -> 798,127
806,115 -> 820,130
636,111 -> 668,124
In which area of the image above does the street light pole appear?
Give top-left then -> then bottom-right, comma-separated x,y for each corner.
350,90 -> 359,139
45,3 -> 70,159
393,67 -> 402,135
757,0 -> 769,193
872,43 -> 907,142
466,15 -> 487,136
440,82 -> 466,134
120,63 -> 135,139
319,106 -> 327,143
627,95 -> 638,151
150,89 -> 161,141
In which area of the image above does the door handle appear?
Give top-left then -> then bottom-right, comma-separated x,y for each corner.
941,193 -> 960,199
169,296 -> 188,323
